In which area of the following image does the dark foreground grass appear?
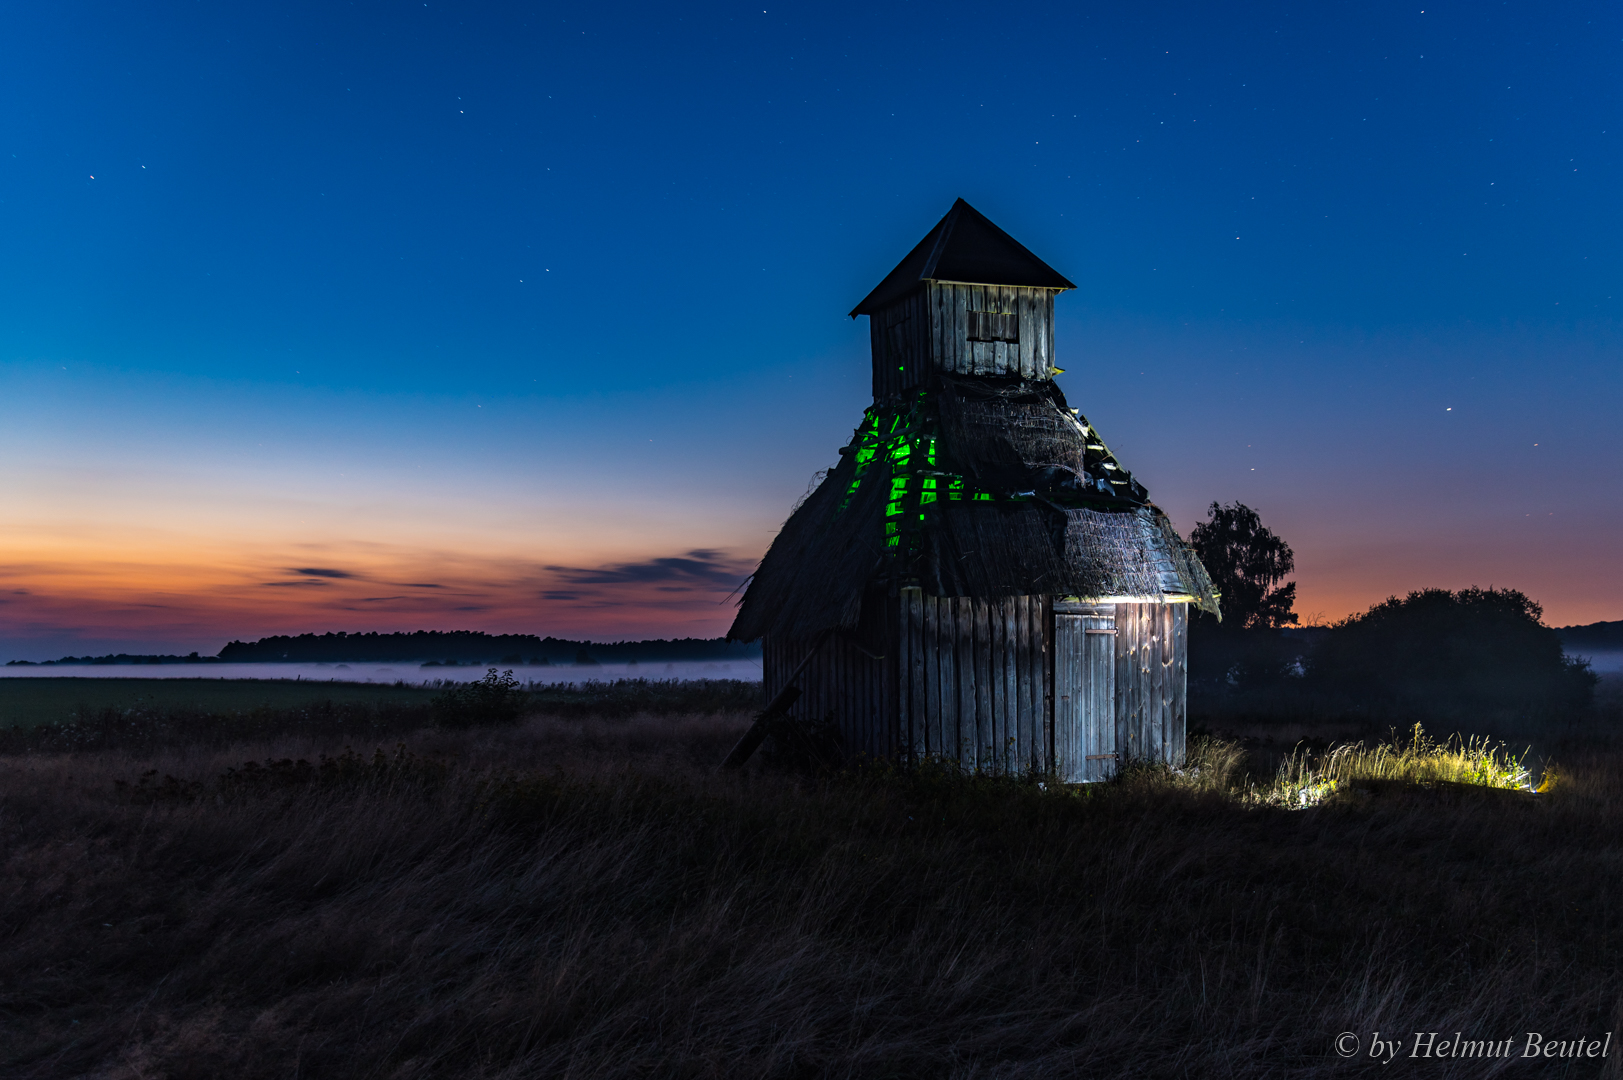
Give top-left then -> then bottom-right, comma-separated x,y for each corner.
2,713 -> 1621,1078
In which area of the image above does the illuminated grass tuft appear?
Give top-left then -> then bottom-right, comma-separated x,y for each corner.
1252,723 -> 1531,808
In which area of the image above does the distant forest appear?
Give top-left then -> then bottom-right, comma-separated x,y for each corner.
1556,620 -> 1623,651
6,653 -> 219,667
6,632 -> 761,667
217,631 -> 760,665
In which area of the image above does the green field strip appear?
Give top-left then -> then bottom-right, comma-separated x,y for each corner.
0,678 -> 436,729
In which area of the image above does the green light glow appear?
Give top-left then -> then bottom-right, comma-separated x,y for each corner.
831,388 -> 1125,563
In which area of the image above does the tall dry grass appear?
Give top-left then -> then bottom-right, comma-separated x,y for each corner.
2,710 -> 1621,1078
1253,724 -> 1533,809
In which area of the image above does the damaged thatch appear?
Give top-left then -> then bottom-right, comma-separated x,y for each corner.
730,376 -> 1218,642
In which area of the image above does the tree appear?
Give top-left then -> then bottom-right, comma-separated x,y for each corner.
1188,501 -> 1297,630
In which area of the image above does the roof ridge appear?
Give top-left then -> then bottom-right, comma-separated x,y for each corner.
917,199 -> 962,280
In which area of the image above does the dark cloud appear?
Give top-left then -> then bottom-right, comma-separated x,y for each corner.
288,567 -> 354,579
546,549 -> 749,588
541,591 -> 584,601
263,579 -> 328,587
358,596 -> 409,602
402,583 -> 442,589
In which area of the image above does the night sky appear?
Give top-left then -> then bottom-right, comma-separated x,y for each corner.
2,1 -> 1619,658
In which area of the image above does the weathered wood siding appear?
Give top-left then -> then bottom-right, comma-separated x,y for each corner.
1112,601 -> 1188,766
763,637 -> 899,763
928,283 -> 1056,383
870,284 -> 1060,397
1053,603 -> 1117,782
763,594 -> 1187,775
869,288 -> 933,400
896,589 -> 1049,773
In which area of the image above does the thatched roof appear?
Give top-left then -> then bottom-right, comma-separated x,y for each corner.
729,376 -> 1218,642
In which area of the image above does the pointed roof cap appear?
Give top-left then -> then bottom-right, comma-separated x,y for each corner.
849,199 -> 1076,316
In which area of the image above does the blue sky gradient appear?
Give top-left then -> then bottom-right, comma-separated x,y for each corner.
2,1 -> 1619,656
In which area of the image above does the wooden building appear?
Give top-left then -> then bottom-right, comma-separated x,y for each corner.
729,200 -> 1218,781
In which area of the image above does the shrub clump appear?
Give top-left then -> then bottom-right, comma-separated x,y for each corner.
428,672 -> 764,728
432,668 -> 527,727
1308,587 -> 1596,723
522,677 -> 762,719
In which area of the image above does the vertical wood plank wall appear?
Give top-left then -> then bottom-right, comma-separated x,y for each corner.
869,288 -> 933,400
927,284 -> 1056,383
763,625 -> 900,761
1112,602 -> 1188,766
896,589 -> 1049,773
762,596 -> 1187,773
869,285 -> 1061,398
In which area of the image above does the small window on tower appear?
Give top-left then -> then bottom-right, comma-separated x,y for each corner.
966,310 -> 1019,343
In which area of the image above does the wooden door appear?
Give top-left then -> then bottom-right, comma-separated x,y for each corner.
1053,608 -> 1117,782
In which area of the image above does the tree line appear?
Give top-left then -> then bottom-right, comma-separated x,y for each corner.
217,631 -> 761,665
7,635 -> 763,667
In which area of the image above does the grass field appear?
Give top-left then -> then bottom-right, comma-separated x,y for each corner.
0,676 -> 763,734
0,676 -> 436,728
2,692 -> 1621,1077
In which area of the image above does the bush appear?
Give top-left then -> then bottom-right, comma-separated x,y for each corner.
1307,587 -> 1596,724
521,678 -> 762,718
432,668 -> 526,728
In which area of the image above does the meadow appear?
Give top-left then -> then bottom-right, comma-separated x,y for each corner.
1,680 -> 1620,1077
0,676 -> 761,752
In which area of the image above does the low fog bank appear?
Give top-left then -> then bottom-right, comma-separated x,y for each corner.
0,659 -> 764,686
1571,649 -> 1623,675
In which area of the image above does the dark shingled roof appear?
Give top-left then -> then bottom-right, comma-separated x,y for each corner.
849,199 -> 1077,316
728,376 -> 1218,642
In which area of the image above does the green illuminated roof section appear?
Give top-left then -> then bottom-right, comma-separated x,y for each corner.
838,389 -> 1147,545
727,374 -> 1220,643
837,390 -> 1085,558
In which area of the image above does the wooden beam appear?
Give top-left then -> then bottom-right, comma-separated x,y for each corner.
717,685 -> 803,771
718,633 -> 828,770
